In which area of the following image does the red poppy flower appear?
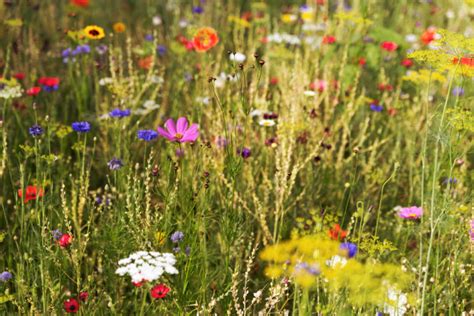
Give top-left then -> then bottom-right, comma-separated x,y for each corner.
17,186 -> 44,203
358,57 -> 366,66
380,41 -> 398,52
150,284 -> 170,299
27,87 -> 41,96
13,73 -> 25,80
378,83 -> 393,91
420,29 -> 436,45
38,77 -> 60,87
58,233 -> 73,248
79,292 -> 89,302
452,57 -> 474,67
328,224 -> 348,240
132,280 -> 146,287
388,108 -> 397,116
270,77 -> 279,85
322,35 -> 336,44
71,0 -> 89,7
193,27 -> 219,52
63,298 -> 80,313
401,58 -> 413,68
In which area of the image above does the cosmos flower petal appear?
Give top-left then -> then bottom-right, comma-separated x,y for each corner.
176,117 -> 189,134
165,119 -> 177,135
157,127 -> 175,141
180,124 -> 199,142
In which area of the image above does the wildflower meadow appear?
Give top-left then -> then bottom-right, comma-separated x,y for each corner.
0,0 -> 473,315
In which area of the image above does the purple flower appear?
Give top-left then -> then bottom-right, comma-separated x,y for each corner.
52,229 -> 63,240
470,219 -> 474,242
0,271 -> 13,282
452,87 -> 464,97
145,34 -> 154,41
192,6 -> 204,14
370,103 -> 384,112
157,45 -> 167,56
170,231 -> 184,243
157,117 -> 199,143
215,136 -> 228,148
294,262 -> 320,275
109,108 -> 131,118
137,130 -> 158,141
96,44 -> 108,55
29,124 -> 44,137
173,247 -> 181,253
238,147 -> 251,159
185,246 -> 191,256
72,121 -> 91,133
77,44 -> 91,54
397,206 -> 423,219
108,158 -> 123,170
340,242 -> 357,258
62,48 -> 72,58
176,148 -> 185,157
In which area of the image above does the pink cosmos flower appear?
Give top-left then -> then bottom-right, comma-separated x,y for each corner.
157,117 -> 199,143
398,206 -> 423,219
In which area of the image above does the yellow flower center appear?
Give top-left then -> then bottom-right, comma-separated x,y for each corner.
175,133 -> 183,139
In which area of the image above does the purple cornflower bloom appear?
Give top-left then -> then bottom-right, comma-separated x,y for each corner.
157,117 -> 199,143
192,6 -> 204,14
109,108 -> 131,118
77,44 -> 91,54
238,147 -> 251,159
52,229 -> 63,240
29,124 -> 44,137
398,206 -> 423,219
0,271 -> 13,282
96,44 -> 108,55
170,231 -> 184,243
370,103 -> 384,112
294,262 -> 320,275
145,34 -> 154,41
340,242 -> 357,258
137,130 -> 158,141
72,121 -> 91,133
185,246 -> 191,256
215,136 -> 228,148
452,87 -> 464,97
157,45 -> 167,56
108,158 -> 123,170
173,247 -> 181,253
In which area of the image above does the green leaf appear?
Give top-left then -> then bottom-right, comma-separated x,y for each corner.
370,26 -> 404,44
0,294 -> 14,304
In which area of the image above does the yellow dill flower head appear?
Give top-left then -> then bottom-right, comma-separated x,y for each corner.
281,14 -> 297,24
402,69 -> 446,85
228,15 -> 251,28
334,11 -> 373,26
113,22 -> 126,33
84,25 -> 105,40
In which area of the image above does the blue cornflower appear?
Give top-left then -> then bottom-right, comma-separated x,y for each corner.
157,45 -> 167,56
238,147 -> 251,159
0,271 -> 13,282
108,158 -> 124,170
29,124 -> 44,137
145,34 -> 154,42
452,87 -> 464,97
72,121 -> 91,133
77,44 -> 91,54
294,262 -> 320,275
340,242 -> 358,258
137,130 -> 158,141
192,6 -> 204,14
109,108 -> 131,118
61,48 -> 72,58
52,229 -> 63,240
370,103 -> 384,112
170,231 -> 184,243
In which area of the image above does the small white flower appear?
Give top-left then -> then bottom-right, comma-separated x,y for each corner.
383,287 -> 408,316
152,16 -> 162,26
0,85 -> 22,99
99,77 -> 113,86
405,34 -> 418,43
179,19 -> 188,28
230,52 -> 246,63
303,90 -> 317,97
250,109 -> 264,117
259,119 -> 276,127
326,255 -> 347,268
143,100 -> 160,110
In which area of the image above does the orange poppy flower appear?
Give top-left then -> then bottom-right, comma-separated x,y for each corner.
328,224 -> 348,241
71,0 -> 89,7
192,27 -> 219,52
452,56 -> 474,67
138,56 -> 154,70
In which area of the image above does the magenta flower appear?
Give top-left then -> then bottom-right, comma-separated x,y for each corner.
157,117 -> 199,143
398,206 -> 423,219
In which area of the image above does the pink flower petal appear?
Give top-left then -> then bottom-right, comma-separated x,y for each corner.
176,117 -> 189,134
165,119 -> 177,135
157,127 -> 175,141
180,124 -> 199,142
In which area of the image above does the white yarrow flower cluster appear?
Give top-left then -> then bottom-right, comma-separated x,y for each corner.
267,33 -> 301,45
115,251 -> 178,283
0,85 -> 22,99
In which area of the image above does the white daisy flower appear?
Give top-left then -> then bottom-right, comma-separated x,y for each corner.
259,119 -> 276,127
